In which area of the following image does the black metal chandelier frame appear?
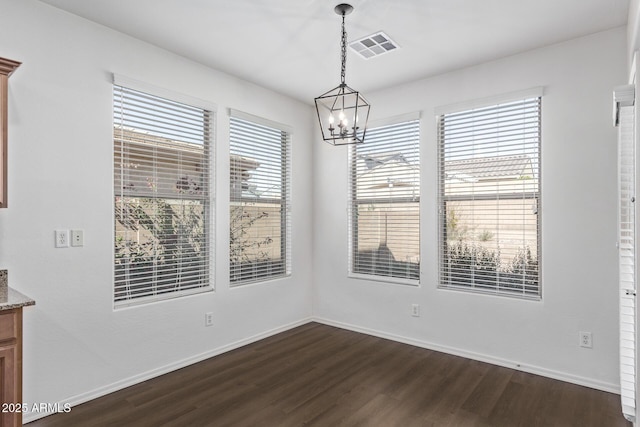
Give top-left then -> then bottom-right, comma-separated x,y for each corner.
314,3 -> 370,145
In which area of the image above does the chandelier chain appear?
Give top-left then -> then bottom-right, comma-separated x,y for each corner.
340,12 -> 347,85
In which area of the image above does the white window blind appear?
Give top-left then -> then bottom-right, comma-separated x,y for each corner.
349,119 -> 420,283
438,95 -> 541,298
114,84 -> 213,307
229,113 -> 291,285
617,101 -> 636,421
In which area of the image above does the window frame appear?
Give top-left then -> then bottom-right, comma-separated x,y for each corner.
616,97 -> 636,417
0,57 -> 20,209
112,75 -> 216,308
348,114 -> 421,285
436,88 -> 542,300
228,110 -> 292,286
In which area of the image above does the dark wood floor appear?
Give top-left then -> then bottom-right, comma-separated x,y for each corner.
29,322 -> 630,427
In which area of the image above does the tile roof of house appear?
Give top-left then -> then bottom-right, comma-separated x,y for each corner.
114,126 -> 206,154
445,154 -> 533,180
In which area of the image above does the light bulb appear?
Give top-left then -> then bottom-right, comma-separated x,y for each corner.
328,114 -> 334,124
339,110 -> 345,121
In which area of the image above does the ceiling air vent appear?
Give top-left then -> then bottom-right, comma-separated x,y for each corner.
349,31 -> 399,59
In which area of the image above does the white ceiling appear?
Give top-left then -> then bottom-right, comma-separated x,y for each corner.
39,0 -> 629,104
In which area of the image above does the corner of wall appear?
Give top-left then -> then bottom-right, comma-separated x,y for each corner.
629,0 -> 640,67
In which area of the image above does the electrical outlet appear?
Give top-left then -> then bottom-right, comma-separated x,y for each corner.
205,312 -> 213,327
579,331 -> 592,348
55,230 -> 69,248
71,230 -> 84,247
411,304 -> 420,317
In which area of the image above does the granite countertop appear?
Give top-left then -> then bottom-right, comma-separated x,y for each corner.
0,270 -> 35,311
0,287 -> 36,311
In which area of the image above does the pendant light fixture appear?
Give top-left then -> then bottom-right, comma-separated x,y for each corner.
314,3 -> 370,145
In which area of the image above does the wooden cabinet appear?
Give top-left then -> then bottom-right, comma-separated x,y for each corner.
0,309 -> 22,427
0,57 -> 21,209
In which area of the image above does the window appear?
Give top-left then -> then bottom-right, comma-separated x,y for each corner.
616,96 -> 635,417
438,91 -> 541,298
113,82 -> 213,307
349,118 -> 420,283
229,112 -> 291,285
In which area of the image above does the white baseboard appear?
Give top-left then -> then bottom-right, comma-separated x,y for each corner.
24,317 -> 313,424
313,317 -> 621,395
25,315 -> 620,423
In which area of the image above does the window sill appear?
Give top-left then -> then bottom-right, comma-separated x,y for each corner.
348,272 -> 420,287
437,284 -> 541,301
230,272 -> 292,288
114,285 -> 214,310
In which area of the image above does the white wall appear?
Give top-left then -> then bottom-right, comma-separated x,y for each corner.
0,0 -> 314,421
0,0 -> 629,420
629,0 -> 640,66
313,27 -> 627,392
